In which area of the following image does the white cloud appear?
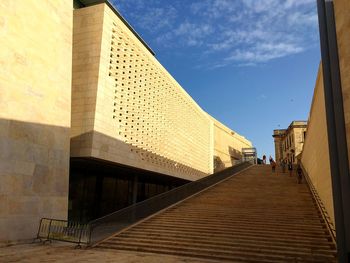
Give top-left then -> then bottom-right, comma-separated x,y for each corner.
190,0 -> 240,18
242,0 -> 280,13
284,0 -> 315,9
175,22 -> 213,37
288,12 -> 318,26
138,6 -> 177,31
156,22 -> 214,47
112,0 -> 177,32
226,43 -> 304,63
203,0 -> 318,66
112,0 -> 319,67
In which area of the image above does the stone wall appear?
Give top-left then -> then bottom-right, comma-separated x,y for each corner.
301,66 -> 334,225
301,0 -> 350,230
211,117 -> 252,172
71,4 -> 251,181
71,4 -> 104,157
274,137 -> 282,163
292,127 -> 307,158
0,1 -> 72,242
334,0 -> 350,166
0,0 -> 253,242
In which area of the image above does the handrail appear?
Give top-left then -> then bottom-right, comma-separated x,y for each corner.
300,163 -> 337,246
35,161 -> 252,247
88,161 -> 252,245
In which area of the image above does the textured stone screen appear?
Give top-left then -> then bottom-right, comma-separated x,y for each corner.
108,21 -> 212,176
71,4 -> 252,181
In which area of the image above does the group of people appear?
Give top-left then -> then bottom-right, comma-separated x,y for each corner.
262,155 -> 303,184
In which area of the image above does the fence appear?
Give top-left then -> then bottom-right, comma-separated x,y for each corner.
36,218 -> 90,247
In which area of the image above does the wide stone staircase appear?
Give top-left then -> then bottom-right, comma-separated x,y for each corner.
95,165 -> 337,262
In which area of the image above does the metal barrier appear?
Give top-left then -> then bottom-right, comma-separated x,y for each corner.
88,161 -> 252,245
36,218 -> 90,248
36,162 -> 252,247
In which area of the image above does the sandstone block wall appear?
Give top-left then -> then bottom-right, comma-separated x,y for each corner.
71,4 -> 104,157
301,66 -> 334,225
0,1 -> 72,242
0,0 -> 253,243
72,4 -> 252,181
274,137 -> 283,163
292,127 -> 307,157
302,0 -> 350,230
334,0 -> 350,166
211,117 -> 252,172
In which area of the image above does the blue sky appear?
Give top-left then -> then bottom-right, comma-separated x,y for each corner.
111,0 -> 321,159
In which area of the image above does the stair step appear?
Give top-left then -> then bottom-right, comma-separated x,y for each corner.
98,242 -> 336,263
137,219 -> 328,235
150,216 -> 327,230
94,165 -> 337,261
116,230 -> 335,249
108,235 -> 336,256
156,213 -> 324,224
123,228 -> 332,245
103,238 -> 336,258
130,223 -> 331,240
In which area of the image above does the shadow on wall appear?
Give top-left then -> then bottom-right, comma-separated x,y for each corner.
213,147 -> 242,173
229,146 -> 242,164
0,118 -> 70,242
70,131 -> 209,181
214,156 -> 225,173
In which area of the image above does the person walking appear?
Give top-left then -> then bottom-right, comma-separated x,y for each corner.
297,164 -> 303,184
262,155 -> 266,165
271,160 -> 276,173
288,161 -> 293,177
281,159 -> 286,173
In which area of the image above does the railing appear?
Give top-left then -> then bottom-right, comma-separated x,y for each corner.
36,218 -> 90,248
88,161 -> 252,245
36,161 -> 252,247
300,163 -> 337,246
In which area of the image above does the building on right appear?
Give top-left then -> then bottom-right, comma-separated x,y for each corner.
272,121 -> 307,164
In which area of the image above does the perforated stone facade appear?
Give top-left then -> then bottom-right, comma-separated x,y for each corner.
71,3 -> 250,181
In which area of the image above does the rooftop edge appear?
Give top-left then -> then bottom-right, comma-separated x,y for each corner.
75,0 -> 156,56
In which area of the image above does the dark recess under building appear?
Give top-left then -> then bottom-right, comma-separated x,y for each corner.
69,158 -> 189,223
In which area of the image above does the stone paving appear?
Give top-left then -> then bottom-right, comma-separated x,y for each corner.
0,242 -> 217,263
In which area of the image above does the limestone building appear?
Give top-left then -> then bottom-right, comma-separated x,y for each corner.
300,0 -> 350,247
0,0 -> 252,243
210,116 -> 252,172
272,129 -> 286,163
272,121 -> 307,163
0,0 -> 73,243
